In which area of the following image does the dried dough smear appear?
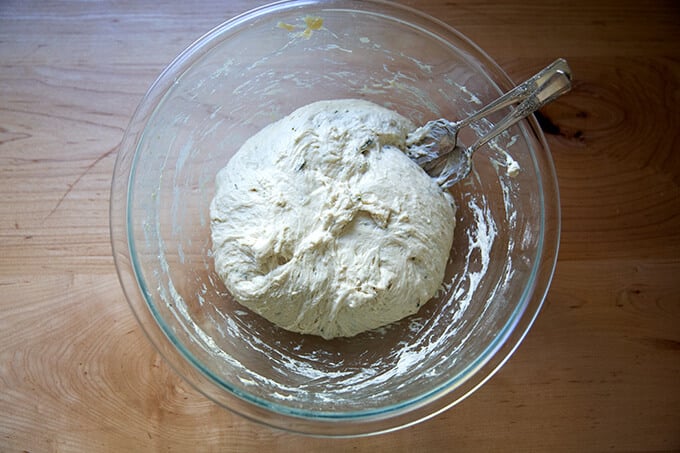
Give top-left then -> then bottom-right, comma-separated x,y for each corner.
210,99 -> 455,339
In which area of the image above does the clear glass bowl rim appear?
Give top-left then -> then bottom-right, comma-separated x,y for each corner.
110,0 -> 561,437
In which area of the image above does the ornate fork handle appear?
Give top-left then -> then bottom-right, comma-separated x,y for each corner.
437,60 -> 572,188
456,58 -> 572,132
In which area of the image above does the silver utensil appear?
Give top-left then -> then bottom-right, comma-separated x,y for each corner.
406,58 -> 572,188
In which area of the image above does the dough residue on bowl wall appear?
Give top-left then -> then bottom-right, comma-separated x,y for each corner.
142,12 -> 533,411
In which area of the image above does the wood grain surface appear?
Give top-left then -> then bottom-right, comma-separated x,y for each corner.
1,0 -> 679,451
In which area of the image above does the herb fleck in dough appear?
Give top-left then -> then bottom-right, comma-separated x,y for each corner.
210,99 -> 455,339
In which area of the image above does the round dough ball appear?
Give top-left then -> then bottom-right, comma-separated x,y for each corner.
210,99 -> 455,339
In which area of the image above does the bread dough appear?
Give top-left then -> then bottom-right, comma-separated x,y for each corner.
210,99 -> 455,339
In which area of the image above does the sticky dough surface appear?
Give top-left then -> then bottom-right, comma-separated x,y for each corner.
210,99 -> 455,339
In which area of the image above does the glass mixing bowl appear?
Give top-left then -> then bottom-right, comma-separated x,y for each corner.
110,0 -> 560,437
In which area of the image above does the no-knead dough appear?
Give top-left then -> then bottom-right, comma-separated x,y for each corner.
210,99 -> 455,339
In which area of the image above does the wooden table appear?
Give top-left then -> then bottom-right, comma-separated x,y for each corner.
2,1 -> 678,451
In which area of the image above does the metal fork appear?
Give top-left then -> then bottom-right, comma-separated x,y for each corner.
406,58 -> 572,188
